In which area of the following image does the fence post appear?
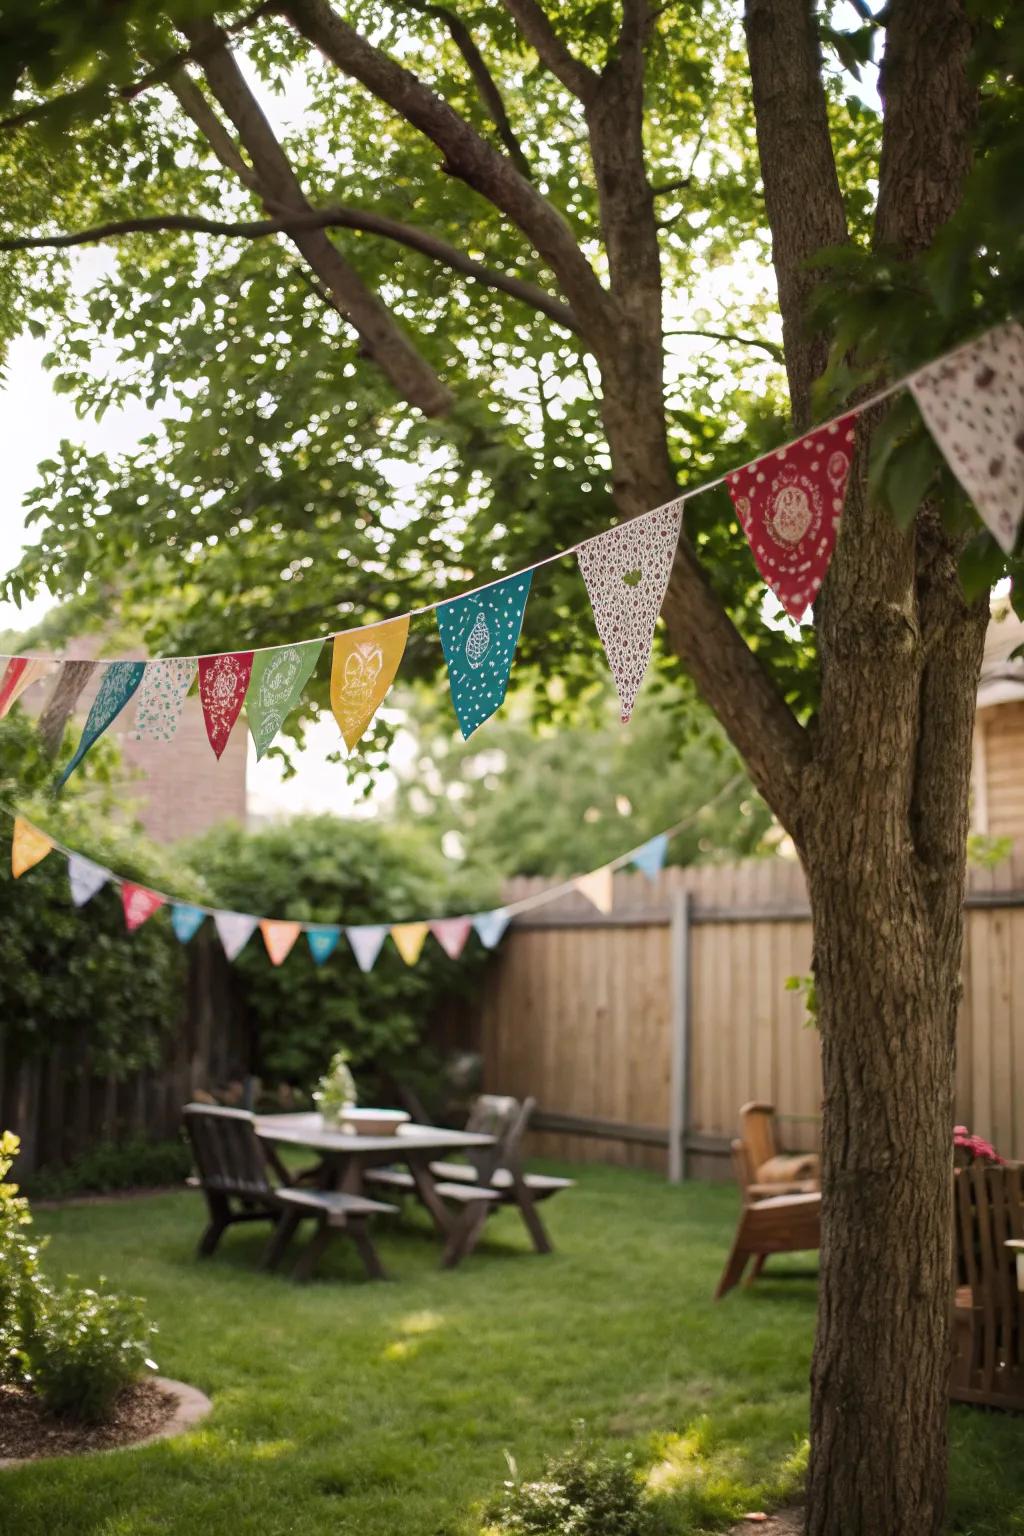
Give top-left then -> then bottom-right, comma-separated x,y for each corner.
668,889 -> 691,1183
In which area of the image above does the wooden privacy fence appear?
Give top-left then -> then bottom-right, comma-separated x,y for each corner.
477,851 -> 1024,1179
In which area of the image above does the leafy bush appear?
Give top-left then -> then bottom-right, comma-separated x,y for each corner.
0,1131 -> 44,1383
23,1283 -> 157,1423
482,1433 -> 663,1536
188,816 -> 498,1090
23,1138 -> 192,1202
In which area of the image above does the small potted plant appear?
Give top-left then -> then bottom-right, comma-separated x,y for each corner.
313,1049 -> 358,1128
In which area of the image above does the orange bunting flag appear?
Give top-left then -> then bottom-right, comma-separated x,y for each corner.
260,919 -> 302,967
574,866 -> 614,915
11,818 -> 52,878
330,617 -> 410,751
0,658 -> 55,720
391,921 -> 428,966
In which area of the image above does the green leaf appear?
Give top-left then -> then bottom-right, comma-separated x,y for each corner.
881,429 -> 939,531
958,531 -> 1007,605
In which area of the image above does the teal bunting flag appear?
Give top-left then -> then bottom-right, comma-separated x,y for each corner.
59,661 -> 146,786
247,640 -> 324,760
172,904 -> 206,943
307,926 -> 341,965
436,573 -> 532,738
631,834 -> 668,881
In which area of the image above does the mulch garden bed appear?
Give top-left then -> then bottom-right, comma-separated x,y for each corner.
727,1511 -> 803,1534
0,1378 -> 178,1462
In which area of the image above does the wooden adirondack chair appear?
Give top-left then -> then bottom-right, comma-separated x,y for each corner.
738,1101 -> 819,1199
366,1093 -> 574,1262
952,1163 -> 1024,1410
715,1137 -> 821,1299
183,1103 -> 396,1281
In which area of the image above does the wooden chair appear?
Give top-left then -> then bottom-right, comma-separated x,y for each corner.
183,1104 -> 396,1281
366,1094 -> 575,1263
738,1101 -> 819,1198
951,1163 -> 1024,1410
715,1138 -> 821,1299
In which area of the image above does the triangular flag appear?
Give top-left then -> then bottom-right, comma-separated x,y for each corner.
575,866 -> 614,914
11,818 -> 52,878
247,641 -> 323,760
67,853 -> 109,907
171,904 -> 206,943
391,921 -> 429,966
346,923 -> 388,974
121,882 -> 165,932
133,658 -> 197,742
331,617 -> 410,751
0,657 -> 54,719
727,413 -> 858,621
430,916 -> 472,960
260,918 -> 302,966
632,833 -> 668,882
473,908 -> 511,949
306,926 -> 341,965
59,660 -> 146,786
436,572 -> 532,739
213,910 -> 258,961
910,322 -> 1024,554
577,501 -> 684,723
198,652 -> 254,759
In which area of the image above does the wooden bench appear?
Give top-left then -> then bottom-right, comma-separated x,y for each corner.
366,1094 -> 575,1262
184,1103 -> 396,1281
952,1163 -> 1024,1410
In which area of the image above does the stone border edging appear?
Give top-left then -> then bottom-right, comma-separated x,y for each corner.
0,1377 -> 211,1469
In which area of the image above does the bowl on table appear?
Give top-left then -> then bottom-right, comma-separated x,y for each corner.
328,1107 -> 411,1136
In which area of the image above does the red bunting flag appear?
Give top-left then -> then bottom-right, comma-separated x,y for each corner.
198,652 -> 254,759
727,413 -> 858,621
121,882 -> 165,932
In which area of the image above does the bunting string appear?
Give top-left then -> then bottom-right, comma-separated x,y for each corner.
0,775 -> 744,970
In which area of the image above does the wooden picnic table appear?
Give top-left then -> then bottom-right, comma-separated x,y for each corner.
255,1113 -> 497,1266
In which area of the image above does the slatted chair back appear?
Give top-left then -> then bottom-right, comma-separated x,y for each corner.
464,1094 -> 535,1181
953,1163 -> 1024,1408
731,1137 -> 757,1203
738,1102 -> 779,1176
184,1103 -> 275,1201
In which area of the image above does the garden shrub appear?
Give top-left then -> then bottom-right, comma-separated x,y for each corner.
188,815 -> 499,1091
482,1432 -> 665,1535
0,1131 -> 44,1383
23,1137 -> 192,1201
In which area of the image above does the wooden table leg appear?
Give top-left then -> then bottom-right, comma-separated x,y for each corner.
405,1151 -> 456,1241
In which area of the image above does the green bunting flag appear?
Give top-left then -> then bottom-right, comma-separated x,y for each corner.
247,641 -> 324,759
436,573 -> 532,739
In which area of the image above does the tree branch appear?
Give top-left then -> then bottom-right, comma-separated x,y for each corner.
282,0 -> 611,339
664,327 -> 783,361
405,0 -> 532,179
499,0 -> 598,102
0,206 -> 579,330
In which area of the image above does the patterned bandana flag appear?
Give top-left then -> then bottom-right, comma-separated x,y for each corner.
213,910 -> 258,961
346,924 -> 389,974
430,916 -> 472,960
11,818 -> 52,878
473,908 -> 510,949
133,658 -> 197,743
0,657 -> 54,719
59,660 -> 146,786
331,617 -> 410,751
121,883 -> 165,932
198,652 -> 254,759
632,833 -> 668,882
436,572 -> 533,739
247,641 -> 323,760
392,921 -> 429,966
577,501 -> 684,723
909,323 -> 1024,554
307,925 -> 341,965
171,904 -> 206,943
260,918 -> 302,966
575,866 -> 614,914
67,854 -> 108,907
727,414 -> 858,621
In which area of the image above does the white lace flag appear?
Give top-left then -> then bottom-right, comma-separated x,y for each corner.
68,854 -> 109,907
347,924 -> 388,974
910,322 -> 1024,553
133,658 -> 197,742
213,910 -> 258,961
473,909 -> 510,949
577,501 -> 684,722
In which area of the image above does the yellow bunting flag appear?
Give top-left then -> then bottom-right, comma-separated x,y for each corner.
330,617 -> 410,751
260,919 -> 302,967
391,921 -> 428,966
12,818 -> 53,878
574,866 -> 614,915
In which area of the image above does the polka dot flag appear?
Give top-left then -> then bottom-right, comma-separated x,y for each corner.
436,572 -> 533,738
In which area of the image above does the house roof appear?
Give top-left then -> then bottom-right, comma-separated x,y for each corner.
979,600 -> 1024,711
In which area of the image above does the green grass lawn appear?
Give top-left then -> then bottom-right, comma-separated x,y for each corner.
4,1163 -> 1023,1535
